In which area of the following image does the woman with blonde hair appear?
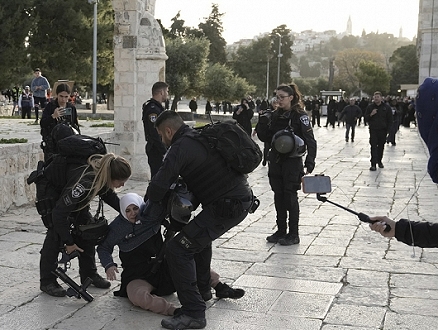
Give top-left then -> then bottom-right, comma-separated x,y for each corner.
39,153 -> 131,297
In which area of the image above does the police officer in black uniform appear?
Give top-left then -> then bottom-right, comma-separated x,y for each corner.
260,84 -> 317,246
38,154 -> 131,297
142,81 -> 169,178
146,111 -> 253,330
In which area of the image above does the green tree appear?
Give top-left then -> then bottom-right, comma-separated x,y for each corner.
203,63 -> 255,103
231,36 -> 272,97
271,25 -> 293,88
165,37 -> 210,110
292,77 -> 329,97
356,61 -> 391,95
389,44 -> 419,93
0,0 -> 33,87
198,4 -> 227,64
334,48 -> 386,95
26,0 -> 114,89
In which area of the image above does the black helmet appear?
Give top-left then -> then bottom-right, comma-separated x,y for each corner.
168,180 -> 199,224
271,129 -> 306,157
51,122 -> 78,144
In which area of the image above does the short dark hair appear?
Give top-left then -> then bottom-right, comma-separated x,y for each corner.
55,83 -> 71,95
152,82 -> 168,96
34,68 -> 41,72
155,110 -> 184,130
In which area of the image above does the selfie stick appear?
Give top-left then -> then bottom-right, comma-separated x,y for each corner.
316,193 -> 391,232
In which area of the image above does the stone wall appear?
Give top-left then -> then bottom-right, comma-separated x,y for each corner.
0,132 -> 114,215
418,0 -> 438,83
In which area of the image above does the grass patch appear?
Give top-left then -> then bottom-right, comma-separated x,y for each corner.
0,138 -> 28,143
90,122 -> 114,128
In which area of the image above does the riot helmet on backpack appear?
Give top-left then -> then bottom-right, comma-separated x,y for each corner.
168,180 -> 199,224
271,128 -> 306,157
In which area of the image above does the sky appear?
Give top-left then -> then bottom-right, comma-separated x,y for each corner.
155,0 -> 420,44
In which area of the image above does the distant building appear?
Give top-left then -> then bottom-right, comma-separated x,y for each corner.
346,16 -> 352,35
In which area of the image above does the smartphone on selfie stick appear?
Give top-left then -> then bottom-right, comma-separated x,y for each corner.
302,175 -> 391,232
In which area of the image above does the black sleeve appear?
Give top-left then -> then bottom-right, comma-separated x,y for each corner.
99,189 -> 120,213
142,103 -> 167,155
395,219 -> 438,248
40,102 -> 58,136
299,114 -> 317,173
69,103 -> 81,133
364,104 -> 373,122
51,171 -> 93,245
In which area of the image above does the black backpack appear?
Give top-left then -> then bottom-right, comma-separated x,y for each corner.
28,134 -> 107,188
197,120 -> 262,174
27,134 -> 108,228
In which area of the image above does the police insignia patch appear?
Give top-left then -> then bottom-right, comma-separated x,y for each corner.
300,115 -> 310,127
149,113 -> 158,122
72,184 -> 86,198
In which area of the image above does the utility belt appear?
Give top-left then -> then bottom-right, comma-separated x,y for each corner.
212,194 -> 259,219
35,198 -> 56,228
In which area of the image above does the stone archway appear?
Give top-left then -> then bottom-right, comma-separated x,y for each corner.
111,0 -> 166,180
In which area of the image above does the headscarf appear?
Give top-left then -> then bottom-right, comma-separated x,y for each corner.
119,193 -> 145,220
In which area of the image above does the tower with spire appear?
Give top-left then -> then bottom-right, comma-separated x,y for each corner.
399,26 -> 403,39
346,16 -> 352,35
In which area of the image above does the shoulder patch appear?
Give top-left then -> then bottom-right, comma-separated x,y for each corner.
300,115 -> 310,127
63,194 -> 72,206
71,183 -> 86,199
149,113 -> 158,123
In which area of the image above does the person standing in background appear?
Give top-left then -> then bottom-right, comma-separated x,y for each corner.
364,91 -> 392,171
142,82 -> 168,178
31,68 -> 50,124
18,86 -> 34,119
339,98 -> 361,142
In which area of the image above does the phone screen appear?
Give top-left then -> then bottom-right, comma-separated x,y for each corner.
302,176 -> 332,194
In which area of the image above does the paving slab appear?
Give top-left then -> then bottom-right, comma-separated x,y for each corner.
1,122 -> 437,329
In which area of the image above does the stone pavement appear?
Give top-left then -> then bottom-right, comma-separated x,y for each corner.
0,122 -> 438,330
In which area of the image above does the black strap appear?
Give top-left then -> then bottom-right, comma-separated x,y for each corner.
94,197 -> 104,221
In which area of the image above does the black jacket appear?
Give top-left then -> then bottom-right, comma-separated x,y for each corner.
339,105 -> 362,124
147,125 -> 251,206
364,102 -> 393,132
265,108 -> 317,173
233,104 -> 254,136
142,99 -> 166,155
40,100 -> 80,138
396,219 -> 438,248
52,165 -> 120,245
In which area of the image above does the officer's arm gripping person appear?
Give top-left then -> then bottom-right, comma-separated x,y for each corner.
146,111 -> 253,330
260,84 -> 317,246
39,154 -> 131,297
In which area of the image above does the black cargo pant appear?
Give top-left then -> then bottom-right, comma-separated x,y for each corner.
146,142 -> 164,179
165,200 -> 251,319
40,228 -> 98,286
369,128 -> 387,166
268,153 -> 304,236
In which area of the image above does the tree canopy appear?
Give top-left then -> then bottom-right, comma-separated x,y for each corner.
389,44 -> 419,93
165,37 -> 210,110
333,48 -> 386,95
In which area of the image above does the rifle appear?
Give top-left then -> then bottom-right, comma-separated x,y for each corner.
52,250 -> 94,302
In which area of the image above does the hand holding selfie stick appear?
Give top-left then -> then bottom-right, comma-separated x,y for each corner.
303,175 -> 391,232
